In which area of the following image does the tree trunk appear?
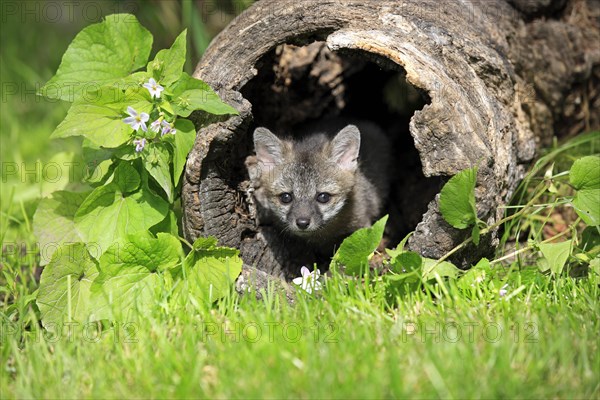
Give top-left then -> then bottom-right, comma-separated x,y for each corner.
182,0 -> 599,279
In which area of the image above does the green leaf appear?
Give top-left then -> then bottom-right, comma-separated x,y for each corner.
36,243 -> 99,330
389,251 -> 422,274
99,232 -> 182,273
143,143 -> 173,202
422,258 -> 460,281
147,30 -> 187,87
33,191 -> 91,265
82,140 -> 115,184
178,237 -> 242,303
111,162 -> 141,194
88,232 -> 182,321
570,156 -> 600,190
538,240 -> 572,275
192,236 -> 219,251
570,156 -> 600,226
439,166 -> 478,229
74,181 -> 168,256
171,119 -> 196,187
573,189 -> 600,226
580,227 -> 600,253
150,209 -> 179,236
40,14 -> 153,102
169,72 -> 238,117
50,86 -> 153,148
331,215 -> 388,275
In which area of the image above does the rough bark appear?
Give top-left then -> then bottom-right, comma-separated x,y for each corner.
182,0 -> 599,282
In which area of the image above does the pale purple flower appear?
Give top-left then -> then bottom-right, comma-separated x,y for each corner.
123,106 -> 149,132
149,119 -> 162,133
133,138 -> 147,152
160,120 -> 176,136
292,266 -> 322,294
143,78 -> 164,99
499,284 -> 509,297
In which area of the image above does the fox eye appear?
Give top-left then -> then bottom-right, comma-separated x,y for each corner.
279,192 -> 293,204
316,192 -> 331,203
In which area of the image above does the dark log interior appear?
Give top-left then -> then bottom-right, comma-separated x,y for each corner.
239,42 -> 443,252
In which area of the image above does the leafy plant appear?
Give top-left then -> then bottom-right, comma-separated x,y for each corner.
330,140 -> 599,298
33,14 -> 240,330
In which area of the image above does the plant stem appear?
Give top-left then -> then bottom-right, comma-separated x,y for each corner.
490,222 -> 577,265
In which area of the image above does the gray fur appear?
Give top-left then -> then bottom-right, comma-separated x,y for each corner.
246,120 -> 391,253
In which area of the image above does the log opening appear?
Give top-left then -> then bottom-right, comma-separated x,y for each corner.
182,0 -> 598,280
239,42 -> 443,254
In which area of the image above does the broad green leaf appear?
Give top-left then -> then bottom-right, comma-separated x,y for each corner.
147,30 -> 187,86
50,86 -> 153,148
36,243 -> 99,330
150,209 -> 179,236
99,232 -> 182,274
422,258 -> 460,281
389,251 -> 422,274
331,215 -> 388,275
178,238 -> 242,303
572,189 -> 600,226
143,143 -> 173,202
192,236 -> 219,251
171,119 -> 196,186
90,266 -> 160,321
88,232 -> 181,320
539,240 -> 572,275
74,183 -> 168,256
570,156 -> 600,190
580,227 -> 600,253
82,140 -> 114,184
111,162 -> 141,194
169,72 -> 238,117
439,166 -> 478,229
40,14 -> 153,102
570,156 -> 600,226
33,190 -> 91,265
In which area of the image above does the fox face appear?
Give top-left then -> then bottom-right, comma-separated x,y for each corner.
247,125 -> 361,239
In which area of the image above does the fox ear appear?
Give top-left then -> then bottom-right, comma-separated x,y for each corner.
331,125 -> 360,171
254,127 -> 284,171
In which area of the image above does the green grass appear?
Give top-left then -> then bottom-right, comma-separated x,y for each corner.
2,264 -> 598,398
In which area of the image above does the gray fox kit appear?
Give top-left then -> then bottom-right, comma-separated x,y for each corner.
246,119 -> 391,254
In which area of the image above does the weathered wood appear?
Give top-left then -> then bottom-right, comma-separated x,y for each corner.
182,0 -> 599,280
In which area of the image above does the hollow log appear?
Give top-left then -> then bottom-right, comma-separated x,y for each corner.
182,0 -> 599,279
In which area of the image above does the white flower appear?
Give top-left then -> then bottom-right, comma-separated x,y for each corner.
149,119 -> 162,133
133,138 -> 147,152
292,266 -> 322,294
123,106 -> 149,132
160,120 -> 176,136
143,78 -> 164,99
499,284 -> 509,297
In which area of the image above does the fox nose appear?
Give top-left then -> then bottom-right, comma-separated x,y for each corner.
296,217 -> 311,230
